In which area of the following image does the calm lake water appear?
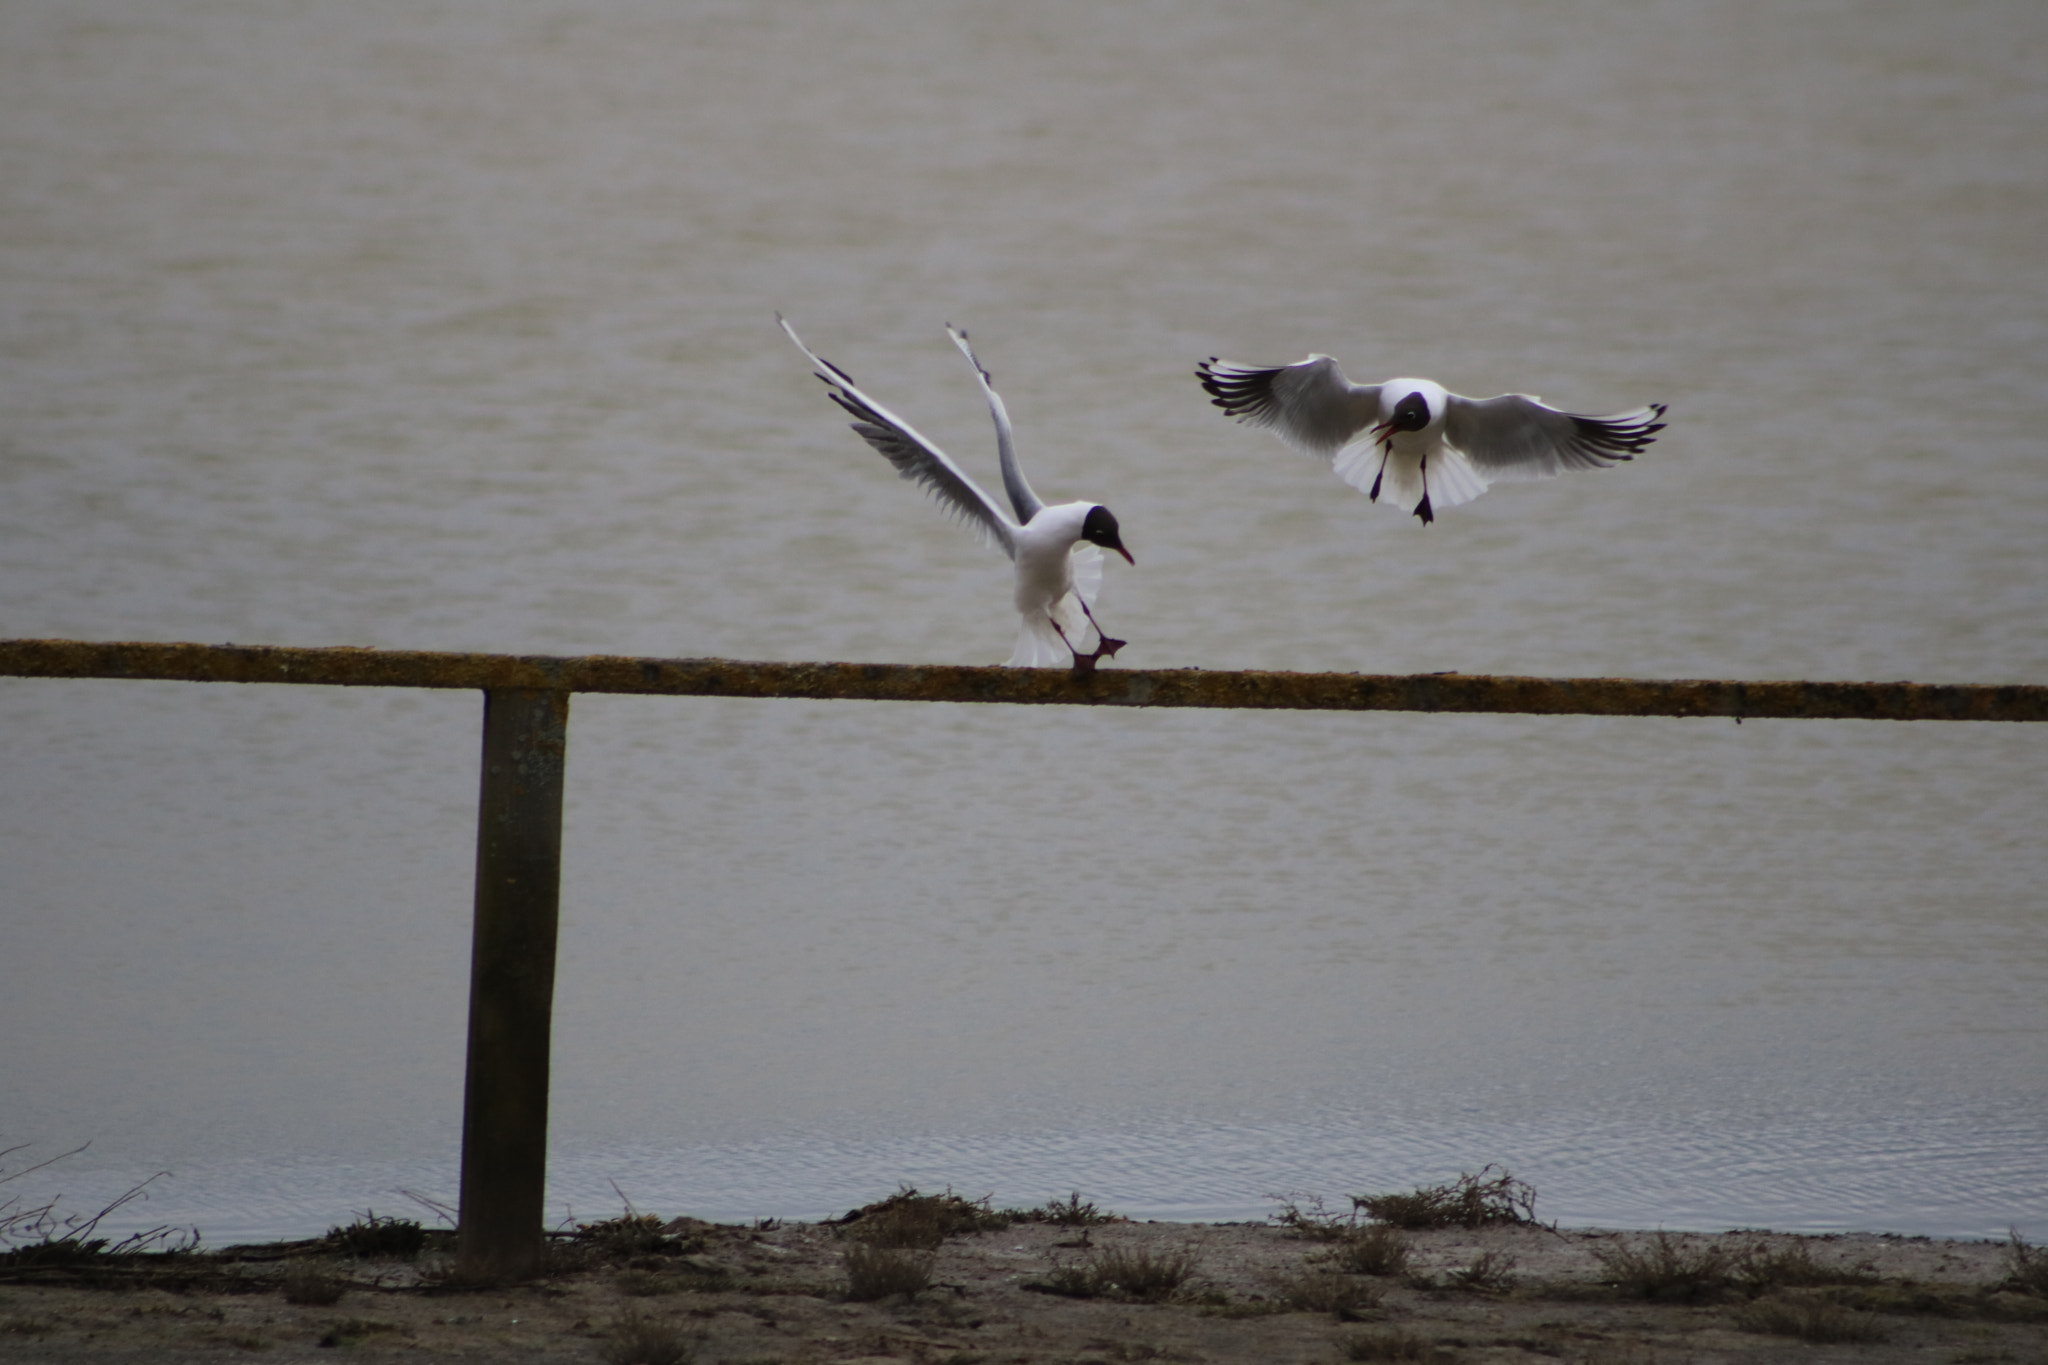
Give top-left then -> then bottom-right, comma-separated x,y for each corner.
3,1 -> 2044,1246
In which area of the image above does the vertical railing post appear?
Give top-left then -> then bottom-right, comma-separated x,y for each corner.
456,687 -> 570,1282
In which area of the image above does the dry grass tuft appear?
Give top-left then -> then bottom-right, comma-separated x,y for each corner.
548,1208 -> 708,1274
576,1214 -> 674,1259
1734,1294 -> 1890,1343
1328,1225 -> 1412,1277
1999,1228 -> 2048,1297
1092,1246 -> 1203,1302
839,1187 -> 1008,1249
599,1308 -> 693,1365
1281,1198 -> 1412,1278
1,1144 -> 200,1266
1269,1267 -> 1382,1319
1027,1246 -> 1203,1303
314,1318 -> 407,1349
324,1212 -> 426,1260
1024,1262 -> 1100,1299
1578,1342 -> 1658,1365
1444,1249 -> 1518,1294
1593,1231 -> 1734,1302
1339,1327 -> 1456,1361
1732,1239 -> 1877,1292
1352,1167 -> 1541,1231
1272,1193 -> 1362,1241
842,1243 -> 935,1301
1018,1192 -> 1117,1227
280,1263 -> 345,1306
614,1268 -> 680,1297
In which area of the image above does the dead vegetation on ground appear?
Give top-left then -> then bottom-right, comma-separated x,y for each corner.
1,1170 -> 2043,1363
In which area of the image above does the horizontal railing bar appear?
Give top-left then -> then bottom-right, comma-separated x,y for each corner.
3,639 -> 2043,721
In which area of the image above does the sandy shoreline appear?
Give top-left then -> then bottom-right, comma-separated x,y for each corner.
3,1205 -> 2044,1363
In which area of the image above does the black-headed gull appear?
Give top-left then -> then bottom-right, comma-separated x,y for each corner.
782,317 -> 1133,672
1196,354 -> 1666,524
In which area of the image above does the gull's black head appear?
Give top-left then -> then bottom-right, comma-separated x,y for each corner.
1389,390 -> 1433,433
1081,505 -> 1134,564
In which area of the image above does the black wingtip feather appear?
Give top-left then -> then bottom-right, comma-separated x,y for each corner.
1194,359 -> 1285,423
1566,404 -> 1669,462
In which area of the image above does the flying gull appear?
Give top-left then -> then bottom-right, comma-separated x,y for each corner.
1197,353 -> 1665,523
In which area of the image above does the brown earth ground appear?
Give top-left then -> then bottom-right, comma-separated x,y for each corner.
2,1212 -> 2044,1364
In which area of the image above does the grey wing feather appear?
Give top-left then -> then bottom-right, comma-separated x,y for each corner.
1444,393 -> 1668,479
948,324 -> 1043,524
1196,354 -> 1381,460
780,316 -> 1018,559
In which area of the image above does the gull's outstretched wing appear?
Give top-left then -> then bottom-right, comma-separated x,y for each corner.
1444,394 -> 1667,480
781,316 -> 1018,559
1196,354 -> 1383,460
948,324 -> 1043,525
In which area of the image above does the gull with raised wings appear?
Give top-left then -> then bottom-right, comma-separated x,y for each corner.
782,317 -> 1133,673
1197,353 -> 1666,524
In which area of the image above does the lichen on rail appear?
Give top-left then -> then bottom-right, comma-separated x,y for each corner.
1,638 -> 2043,721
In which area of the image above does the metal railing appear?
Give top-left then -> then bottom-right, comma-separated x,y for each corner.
7,637 -> 2043,1279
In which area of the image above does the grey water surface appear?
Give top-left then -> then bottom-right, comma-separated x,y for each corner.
3,1 -> 2044,1245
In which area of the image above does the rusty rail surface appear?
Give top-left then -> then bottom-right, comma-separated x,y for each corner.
2,637 -> 2044,720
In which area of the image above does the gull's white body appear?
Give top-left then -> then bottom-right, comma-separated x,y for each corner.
782,318 -> 1126,667
1005,501 -> 1108,667
1331,377 -> 1489,517
1197,354 -> 1666,523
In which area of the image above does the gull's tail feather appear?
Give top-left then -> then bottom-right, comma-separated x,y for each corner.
1007,614 -> 1072,668
1006,544 -> 1106,667
1333,442 -> 1489,517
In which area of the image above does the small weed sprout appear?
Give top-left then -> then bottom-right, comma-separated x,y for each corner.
1733,1295 -> 1889,1343
600,1308 -> 693,1365
1593,1231 -> 1734,1302
1353,1166 -> 1540,1231
843,1243 -> 935,1301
